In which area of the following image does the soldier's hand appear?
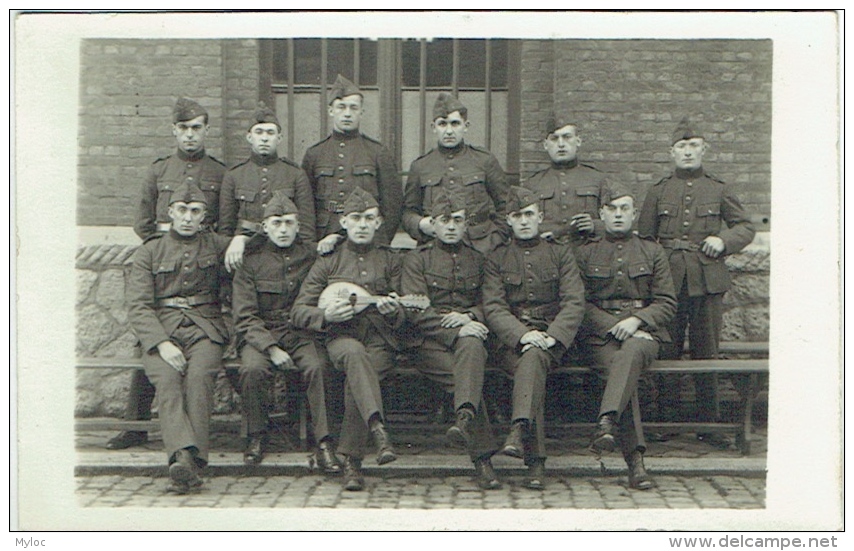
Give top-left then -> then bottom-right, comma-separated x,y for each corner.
520,330 -> 551,350
418,217 -> 436,238
376,295 -> 400,316
632,329 -> 655,342
267,346 -> 295,370
701,235 -> 725,258
156,341 -> 187,375
570,213 -> 595,234
441,311 -> 472,328
608,316 -> 643,341
458,321 -> 489,341
317,234 -> 344,256
225,236 -> 247,273
324,298 -> 355,323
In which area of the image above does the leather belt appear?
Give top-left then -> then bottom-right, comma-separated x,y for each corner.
512,302 -> 561,321
594,299 -> 649,310
156,294 -> 216,309
262,308 -> 292,321
466,210 -> 491,226
659,238 -> 700,251
239,219 -> 262,234
326,200 -> 345,214
155,222 -> 171,233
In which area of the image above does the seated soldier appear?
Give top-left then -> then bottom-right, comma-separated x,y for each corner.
400,189 -> 501,490
482,186 -> 585,489
126,182 -> 232,494
292,187 -> 404,492
575,184 -> 677,490
231,192 -> 341,471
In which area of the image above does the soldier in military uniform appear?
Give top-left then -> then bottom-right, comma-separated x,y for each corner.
523,115 -> 608,246
400,189 -> 501,490
575,184 -> 677,490
482,186 -> 585,489
637,117 -> 755,447
292,187 -> 404,491
220,104 -> 316,272
126,182 -> 231,494
231,193 -> 341,472
301,75 -> 401,254
108,98 -> 227,451
402,93 -> 510,255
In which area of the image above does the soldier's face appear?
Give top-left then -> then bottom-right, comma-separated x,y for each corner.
671,138 -> 707,170
600,196 -> 637,235
168,201 -> 206,236
432,209 -> 467,245
543,125 -> 581,163
506,204 -> 543,240
172,115 -> 209,154
341,207 -> 382,245
432,111 -> 469,148
263,214 -> 299,248
329,95 -> 363,133
247,123 -> 282,156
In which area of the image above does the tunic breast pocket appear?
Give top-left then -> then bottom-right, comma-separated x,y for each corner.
420,174 -> 443,210
697,202 -> 721,233
537,268 -> 561,296
627,262 -> 653,295
314,167 -> 336,191
155,180 -> 179,218
575,186 -> 601,215
462,172 -> 488,205
234,187 -> 257,204
353,165 -> 379,196
502,271 -> 523,291
583,264 -> 613,294
657,202 -> 678,235
152,259 -> 177,290
425,270 -> 454,291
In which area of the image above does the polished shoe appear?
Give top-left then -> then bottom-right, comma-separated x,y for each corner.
589,412 -> 617,455
342,455 -> 365,491
315,441 -> 343,474
625,449 -> 655,490
524,458 -> 546,490
473,455 -> 502,490
501,420 -> 531,459
371,422 -> 398,465
169,448 -> 202,488
697,432 -> 733,450
446,408 -> 474,449
105,430 -> 147,450
243,434 -> 266,465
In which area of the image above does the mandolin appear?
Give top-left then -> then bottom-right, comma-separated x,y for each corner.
317,281 -> 430,314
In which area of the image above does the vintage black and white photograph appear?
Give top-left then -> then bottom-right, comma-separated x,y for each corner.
12,10 -> 842,533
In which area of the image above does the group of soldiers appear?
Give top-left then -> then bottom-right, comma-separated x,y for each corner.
113,74 -> 755,495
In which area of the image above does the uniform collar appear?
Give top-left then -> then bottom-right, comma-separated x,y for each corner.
176,148 -> 206,162
345,240 -> 374,254
332,129 -> 360,141
263,238 -> 295,253
605,230 -> 633,242
168,228 -> 201,242
250,151 -> 279,166
550,158 -> 578,170
438,141 -> 466,156
675,167 -> 703,180
514,236 -> 541,248
437,240 -> 463,253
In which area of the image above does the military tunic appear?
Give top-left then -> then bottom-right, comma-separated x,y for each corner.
232,239 -> 331,441
301,131 -> 401,245
522,159 -> 607,246
219,152 -> 316,244
482,237 -> 585,460
126,229 -> 230,466
402,143 -> 510,254
134,149 -> 226,239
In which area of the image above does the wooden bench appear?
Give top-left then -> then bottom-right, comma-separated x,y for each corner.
75,341 -> 767,455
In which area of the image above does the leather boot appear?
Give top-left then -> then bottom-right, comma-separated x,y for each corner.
370,421 -> 397,465
314,440 -> 343,474
473,455 -> 502,490
589,412 -> 617,455
501,419 -> 531,459
625,449 -> 655,490
342,455 -> 365,491
243,434 -> 266,465
524,457 -> 546,490
169,448 -> 202,492
106,430 -> 147,450
446,407 -> 474,448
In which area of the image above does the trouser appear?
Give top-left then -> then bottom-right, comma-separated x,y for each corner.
325,335 -> 395,459
237,337 -> 331,443
410,335 -> 496,460
141,323 -> 223,467
659,282 -> 724,421
124,369 -> 156,423
580,337 -> 659,453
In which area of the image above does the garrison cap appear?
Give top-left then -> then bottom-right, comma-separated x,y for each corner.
173,98 -> 208,123
169,182 -> 208,206
432,92 -> 467,120
671,116 -> 704,145
544,113 -> 577,136
329,74 -> 362,104
263,191 -> 299,219
249,102 -> 280,131
506,186 -> 539,214
430,188 -> 467,218
341,187 -> 379,215
600,182 -> 636,205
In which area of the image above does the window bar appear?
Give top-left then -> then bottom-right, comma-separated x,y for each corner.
419,39 -> 428,154
287,38 -> 296,160
353,39 -> 361,86
320,39 -> 328,137
452,38 -> 460,96
484,39 -> 492,150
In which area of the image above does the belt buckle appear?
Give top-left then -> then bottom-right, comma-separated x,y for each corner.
173,297 -> 191,309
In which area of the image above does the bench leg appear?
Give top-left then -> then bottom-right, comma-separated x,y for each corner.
735,373 -> 759,455
299,392 -> 308,452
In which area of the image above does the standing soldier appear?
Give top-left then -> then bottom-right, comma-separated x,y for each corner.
483,186 -> 585,489
400,189 -> 501,490
126,182 -> 231,494
219,104 -> 316,273
402,93 -> 510,255
637,117 -> 755,448
108,98 -> 226,451
302,74 -> 401,254
292,187 -> 404,492
523,115 -> 607,246
231,193 -> 341,471
575,184 -> 677,490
